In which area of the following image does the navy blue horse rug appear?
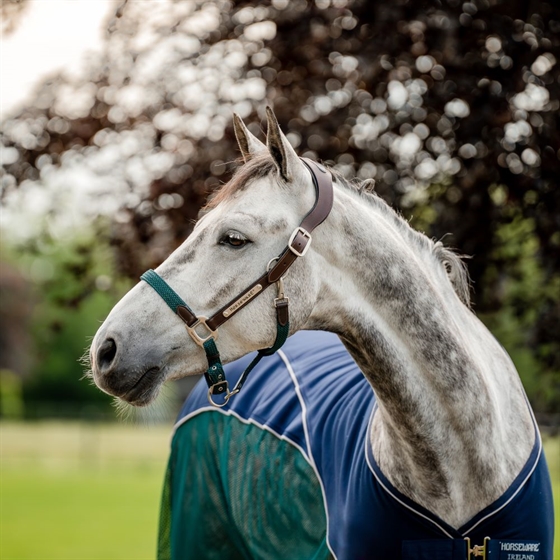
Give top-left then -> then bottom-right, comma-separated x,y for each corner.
157,331 -> 553,560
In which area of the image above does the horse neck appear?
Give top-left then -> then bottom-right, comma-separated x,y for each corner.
308,185 -> 535,528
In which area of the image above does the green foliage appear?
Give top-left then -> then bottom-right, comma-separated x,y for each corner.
1,226 -> 133,418
478,207 -> 560,412
0,369 -> 24,418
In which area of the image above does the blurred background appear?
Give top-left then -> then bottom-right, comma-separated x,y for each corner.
1,0 -> 558,558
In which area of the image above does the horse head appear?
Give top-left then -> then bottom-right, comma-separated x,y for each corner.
90,109 -> 330,405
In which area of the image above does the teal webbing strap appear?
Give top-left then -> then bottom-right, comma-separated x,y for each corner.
202,339 -> 227,390
141,270 -> 225,391
261,321 -> 290,357
230,319 -> 289,395
141,269 -> 189,314
140,268 -> 290,404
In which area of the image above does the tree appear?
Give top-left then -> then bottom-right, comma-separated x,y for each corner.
0,230 -> 130,418
1,0 -> 559,410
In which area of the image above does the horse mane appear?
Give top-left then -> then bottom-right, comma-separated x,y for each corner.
205,153 -> 471,307
330,167 -> 472,308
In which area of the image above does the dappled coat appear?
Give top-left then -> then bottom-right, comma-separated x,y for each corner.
158,331 -> 553,560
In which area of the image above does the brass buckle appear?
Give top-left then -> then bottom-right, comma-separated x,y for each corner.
274,275 -> 289,307
186,317 -> 217,347
267,258 -> 289,309
465,537 -> 490,560
288,227 -> 312,257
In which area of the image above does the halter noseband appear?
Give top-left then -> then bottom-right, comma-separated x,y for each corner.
141,158 -> 333,407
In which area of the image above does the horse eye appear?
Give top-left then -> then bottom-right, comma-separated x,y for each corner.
220,231 -> 250,248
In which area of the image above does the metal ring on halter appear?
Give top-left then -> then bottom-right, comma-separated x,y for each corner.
267,257 -> 280,272
206,386 -> 240,407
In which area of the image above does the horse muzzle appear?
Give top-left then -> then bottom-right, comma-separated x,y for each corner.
90,333 -> 166,406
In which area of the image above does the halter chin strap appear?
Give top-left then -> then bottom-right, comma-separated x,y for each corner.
141,158 -> 333,407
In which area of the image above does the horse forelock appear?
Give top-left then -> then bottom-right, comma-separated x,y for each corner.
202,155 -> 471,307
204,153 -> 279,211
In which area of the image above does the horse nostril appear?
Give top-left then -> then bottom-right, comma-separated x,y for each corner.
97,338 -> 117,371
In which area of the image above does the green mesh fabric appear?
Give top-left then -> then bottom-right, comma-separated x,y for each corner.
158,411 -> 332,560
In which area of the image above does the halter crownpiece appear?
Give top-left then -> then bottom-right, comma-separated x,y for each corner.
141,158 -> 333,407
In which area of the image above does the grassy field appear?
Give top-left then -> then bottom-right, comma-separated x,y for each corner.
1,422 -> 170,560
543,433 -> 559,560
1,422 -> 558,559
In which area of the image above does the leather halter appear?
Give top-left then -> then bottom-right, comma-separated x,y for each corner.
141,158 -> 333,406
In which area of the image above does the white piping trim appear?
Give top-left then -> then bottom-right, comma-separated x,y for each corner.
462,439 -> 542,535
461,403 -> 543,536
363,398 -> 544,538
278,349 -> 339,560
363,405 -> 456,540
172,405 -> 310,464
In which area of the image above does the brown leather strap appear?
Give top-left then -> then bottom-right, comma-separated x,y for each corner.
299,158 -> 335,235
206,158 -> 333,331
176,305 -> 198,327
207,276 -> 268,330
275,299 -> 289,327
267,158 -> 333,284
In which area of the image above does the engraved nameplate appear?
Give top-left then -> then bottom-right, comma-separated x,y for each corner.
223,284 -> 263,317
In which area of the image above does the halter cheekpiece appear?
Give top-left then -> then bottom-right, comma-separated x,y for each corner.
141,158 -> 334,407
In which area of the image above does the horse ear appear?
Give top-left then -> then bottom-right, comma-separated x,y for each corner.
233,114 -> 266,162
265,106 -> 306,183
